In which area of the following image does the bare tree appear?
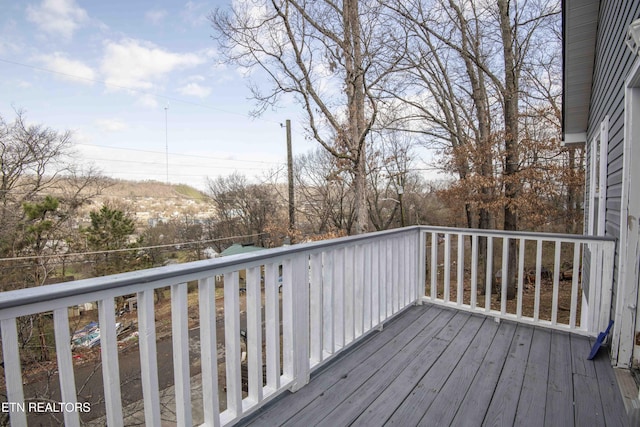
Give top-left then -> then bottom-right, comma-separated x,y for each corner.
0,110 -> 107,363
211,0 -> 403,234
1,109 -> 72,255
206,172 -> 284,247
0,110 -> 106,287
367,131 -> 421,230
385,0 -> 560,297
294,148 -> 355,234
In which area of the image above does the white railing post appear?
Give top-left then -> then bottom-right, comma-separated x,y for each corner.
443,233 -> 451,303
335,248 -> 346,348
534,239 -> 542,320
500,237 -> 509,315
470,234 -> 478,309
598,241 -> 615,333
224,271 -> 242,417
363,243 -> 372,330
355,244 -> 365,338
485,237 -> 493,312
517,239 -> 526,319
285,255 -> 310,392
198,277 -> 220,427
430,232 -> 438,301
371,242 -> 381,327
386,238 -> 394,316
53,308 -> 80,427
403,235 -> 410,307
569,242 -> 581,329
1,318 -> 27,427
417,230 -> 426,303
310,253 -> 323,365
587,242 -> 600,334
265,262 -> 281,391
551,241 -> 562,325
171,283 -> 192,427
138,289 -> 161,426
246,266 -> 264,405
322,252 -> 335,355
98,298 -> 124,427
344,246 -> 355,344
457,234 -> 465,306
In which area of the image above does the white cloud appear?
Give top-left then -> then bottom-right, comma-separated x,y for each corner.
181,1 -> 209,27
26,0 -> 88,40
95,119 -> 127,132
37,53 -> 95,84
0,20 -> 21,55
0,39 -> 18,56
178,82 -> 212,98
135,94 -> 159,108
101,38 -> 205,90
145,9 -> 168,25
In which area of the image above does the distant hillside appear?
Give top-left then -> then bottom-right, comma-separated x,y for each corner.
91,178 -> 207,200
74,178 -> 214,227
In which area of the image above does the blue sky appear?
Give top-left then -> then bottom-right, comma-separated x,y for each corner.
0,0 -> 313,191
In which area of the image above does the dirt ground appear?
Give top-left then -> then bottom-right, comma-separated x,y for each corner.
429,275 -> 582,326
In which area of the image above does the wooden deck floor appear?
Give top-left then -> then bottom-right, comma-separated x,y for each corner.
239,304 -> 629,427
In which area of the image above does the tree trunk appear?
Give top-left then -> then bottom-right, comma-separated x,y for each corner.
344,0 -> 368,235
498,0 -> 520,299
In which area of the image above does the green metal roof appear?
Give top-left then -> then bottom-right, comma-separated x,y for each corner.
220,243 -> 265,257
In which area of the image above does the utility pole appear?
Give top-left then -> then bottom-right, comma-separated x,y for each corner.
286,119 -> 295,231
164,105 -> 169,185
398,186 -> 405,227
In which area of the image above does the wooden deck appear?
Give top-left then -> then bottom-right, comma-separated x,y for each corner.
239,304 -> 629,427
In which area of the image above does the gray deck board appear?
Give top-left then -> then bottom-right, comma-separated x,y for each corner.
571,334 -> 606,426
416,317 -> 500,426
545,331 -> 575,427
482,324 -> 533,427
238,304 -> 630,427
450,321 -> 517,427
513,328 -> 551,427
594,352 -> 630,427
384,314 -> 486,426
350,311 -> 473,426
245,305 -> 429,425
290,307 -> 456,426
310,307 -> 458,426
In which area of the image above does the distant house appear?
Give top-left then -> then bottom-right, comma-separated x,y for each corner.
563,0 -> 640,376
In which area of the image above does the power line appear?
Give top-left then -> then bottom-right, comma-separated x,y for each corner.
74,143 -> 284,166
0,233 -> 266,263
76,155 -> 284,171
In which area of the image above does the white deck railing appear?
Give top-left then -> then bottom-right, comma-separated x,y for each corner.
0,226 -> 615,426
0,228 -> 419,427
418,226 -> 616,336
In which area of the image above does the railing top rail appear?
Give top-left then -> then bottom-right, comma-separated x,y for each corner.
417,225 -> 617,243
0,226 -> 418,311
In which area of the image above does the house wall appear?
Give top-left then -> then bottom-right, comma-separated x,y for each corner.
587,0 -> 640,340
